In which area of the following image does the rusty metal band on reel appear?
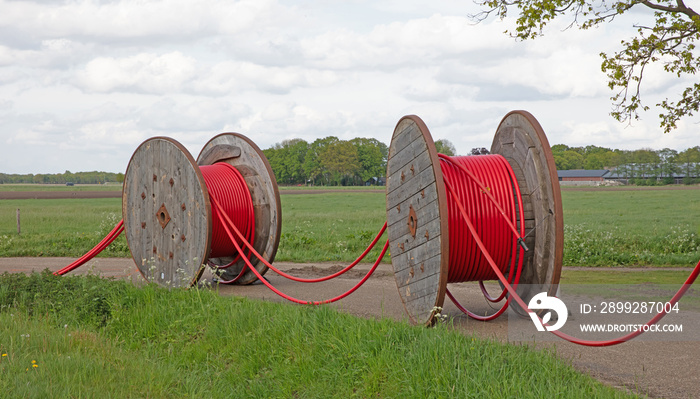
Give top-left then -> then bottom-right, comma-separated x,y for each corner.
385,111 -> 564,325
121,134 -> 281,288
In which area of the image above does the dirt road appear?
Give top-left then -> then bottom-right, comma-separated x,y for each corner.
2,257 -> 698,399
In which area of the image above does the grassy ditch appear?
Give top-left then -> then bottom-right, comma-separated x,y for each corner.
0,271 -> 636,398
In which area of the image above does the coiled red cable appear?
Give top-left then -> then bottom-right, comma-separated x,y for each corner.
200,162 -> 255,260
439,154 -> 525,320
440,154 -> 524,283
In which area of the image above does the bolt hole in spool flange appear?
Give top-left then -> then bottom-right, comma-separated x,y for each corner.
385,111 -> 563,325
122,134 -> 281,288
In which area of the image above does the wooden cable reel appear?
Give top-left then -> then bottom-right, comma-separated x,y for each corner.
385,111 -> 564,325
121,134 -> 281,288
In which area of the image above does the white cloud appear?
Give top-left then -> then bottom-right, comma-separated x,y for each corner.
0,0 -> 697,174
76,52 -> 197,93
193,61 -> 338,95
0,0 -> 287,43
140,97 -> 250,132
299,14 -> 515,70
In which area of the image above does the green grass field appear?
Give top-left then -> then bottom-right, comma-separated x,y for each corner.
1,187 -> 699,266
0,198 -> 128,257
0,184 -> 122,192
562,188 -> 700,266
277,185 -> 383,191
0,270 -> 636,398
276,193 -> 388,263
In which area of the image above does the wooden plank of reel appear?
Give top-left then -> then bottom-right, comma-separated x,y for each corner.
385,111 -> 563,325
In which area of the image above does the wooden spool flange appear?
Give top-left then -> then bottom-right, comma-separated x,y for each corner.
122,134 -> 281,288
197,133 -> 282,285
122,137 -> 211,288
490,111 -> 563,312
385,111 -> 563,325
386,116 -> 449,325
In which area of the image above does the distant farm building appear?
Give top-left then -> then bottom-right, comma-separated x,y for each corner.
557,163 -> 700,185
365,177 -> 386,186
605,163 -> 700,184
557,169 -> 609,185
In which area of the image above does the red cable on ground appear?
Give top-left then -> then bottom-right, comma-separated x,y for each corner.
54,219 -> 125,276
210,195 -> 389,305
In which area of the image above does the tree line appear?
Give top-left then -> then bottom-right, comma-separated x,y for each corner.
0,171 -> 125,185
263,137 -> 387,186
7,142 -> 697,186
262,137 -> 457,186
0,136 -> 456,187
552,145 -> 700,170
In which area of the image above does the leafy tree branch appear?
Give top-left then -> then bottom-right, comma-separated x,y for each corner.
472,0 -> 700,132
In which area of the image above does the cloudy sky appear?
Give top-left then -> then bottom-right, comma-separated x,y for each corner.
0,0 -> 697,174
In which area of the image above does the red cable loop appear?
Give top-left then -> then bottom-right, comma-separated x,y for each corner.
210,194 -> 389,304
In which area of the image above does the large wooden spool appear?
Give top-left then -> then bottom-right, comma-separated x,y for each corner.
122,134 -> 281,288
197,133 -> 282,285
385,111 -> 563,325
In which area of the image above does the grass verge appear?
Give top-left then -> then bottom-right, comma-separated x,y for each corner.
0,271 -> 637,398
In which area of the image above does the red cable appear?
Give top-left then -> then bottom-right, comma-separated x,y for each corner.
54,220 -> 125,275
200,162 -> 255,260
443,153 -> 700,346
210,194 -> 389,304
438,154 -> 525,320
